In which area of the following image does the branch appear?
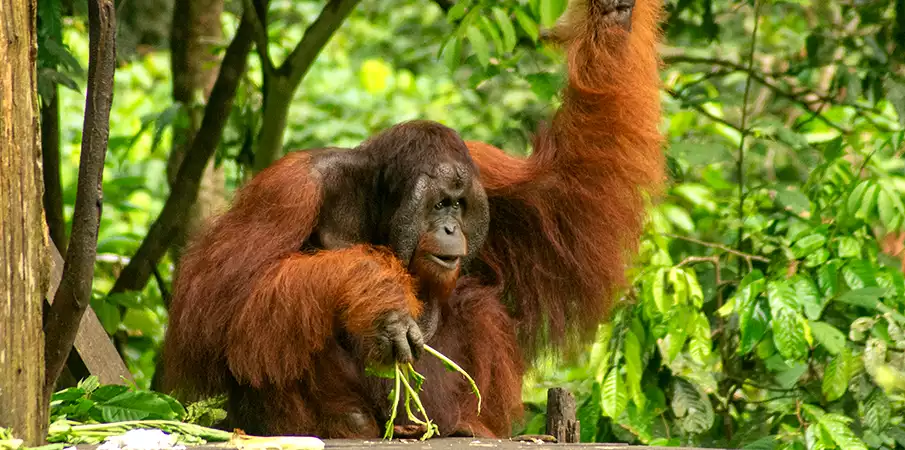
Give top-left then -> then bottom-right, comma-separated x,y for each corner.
666,88 -> 743,132
108,13 -> 255,296
251,0 -> 361,171
280,0 -> 361,85
666,87 -> 803,151
665,233 -> 770,270
663,54 -> 893,133
43,0 -> 116,401
41,89 -> 68,256
244,0 -> 275,77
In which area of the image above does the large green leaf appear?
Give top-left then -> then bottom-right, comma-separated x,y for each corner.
793,276 -> 824,320
818,414 -> 868,450
808,321 -> 846,355
843,261 -> 878,289
768,282 -> 811,361
792,234 -> 827,259
817,261 -> 841,298
491,8 -> 517,53
835,287 -> 886,309
95,391 -> 183,422
465,25 -> 490,68
624,330 -> 645,408
514,9 -> 539,42
822,351 -> 850,402
600,367 -> 628,419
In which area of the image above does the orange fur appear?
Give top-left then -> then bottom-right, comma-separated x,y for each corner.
882,232 -> 905,274
162,153 -> 420,395
467,0 -> 665,354
162,0 -> 665,438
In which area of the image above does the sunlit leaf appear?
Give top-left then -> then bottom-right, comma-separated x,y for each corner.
792,233 -> 827,259
601,367 -> 628,419
835,287 -> 885,309
809,321 -> 846,355
843,260 -> 878,289
818,414 -> 868,450
822,351 -> 850,401
793,276 -> 823,320
491,8 -> 517,53
514,9 -> 539,42
624,330 -> 645,408
768,281 -> 810,361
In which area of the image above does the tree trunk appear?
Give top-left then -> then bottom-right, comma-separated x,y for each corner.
149,0 -> 227,390
166,0 -> 228,260
0,0 -> 50,444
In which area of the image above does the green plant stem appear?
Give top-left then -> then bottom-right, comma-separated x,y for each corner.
423,344 -> 482,414
383,365 -> 402,440
397,365 -> 437,440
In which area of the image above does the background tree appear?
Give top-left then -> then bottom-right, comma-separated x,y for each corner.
1,0 -> 49,444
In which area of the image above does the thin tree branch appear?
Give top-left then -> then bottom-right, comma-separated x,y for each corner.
677,255 -> 720,268
664,233 -> 770,264
41,88 -> 68,256
280,0 -> 361,85
666,88 -> 744,132
243,0 -> 274,77
43,0 -> 116,401
666,87 -> 807,152
108,13 -> 255,296
152,266 -> 171,308
251,0 -> 361,171
664,54 -> 897,133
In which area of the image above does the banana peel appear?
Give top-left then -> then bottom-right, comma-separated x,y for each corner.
229,431 -> 324,450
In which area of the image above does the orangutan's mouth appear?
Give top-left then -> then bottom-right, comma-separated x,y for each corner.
428,254 -> 460,270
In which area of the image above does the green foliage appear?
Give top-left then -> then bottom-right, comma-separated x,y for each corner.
43,0 -> 905,447
47,377 -> 228,445
518,0 -> 905,447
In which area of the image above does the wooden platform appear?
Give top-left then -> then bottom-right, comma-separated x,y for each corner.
77,439 -> 710,450
321,439 -> 652,449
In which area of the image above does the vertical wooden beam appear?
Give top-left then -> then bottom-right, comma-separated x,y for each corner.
0,0 -> 50,444
546,388 -> 580,443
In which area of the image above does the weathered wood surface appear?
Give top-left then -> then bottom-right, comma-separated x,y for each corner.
46,241 -> 134,387
322,439 -> 631,449
0,0 -> 50,444
546,388 -> 580,444
76,439 -> 719,450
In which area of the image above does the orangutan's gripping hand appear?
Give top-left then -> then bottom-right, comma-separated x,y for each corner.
368,309 -> 424,365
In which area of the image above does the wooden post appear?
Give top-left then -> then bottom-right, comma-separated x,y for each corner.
0,0 -> 50,444
546,388 -> 580,443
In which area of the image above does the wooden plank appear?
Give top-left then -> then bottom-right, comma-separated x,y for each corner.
46,241 -> 134,386
76,440 -> 721,450
546,388 -> 580,444
322,439 -> 630,449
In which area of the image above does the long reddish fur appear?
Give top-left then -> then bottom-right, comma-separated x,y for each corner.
467,0 -> 664,354
162,0 -> 663,438
162,153 -> 421,395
